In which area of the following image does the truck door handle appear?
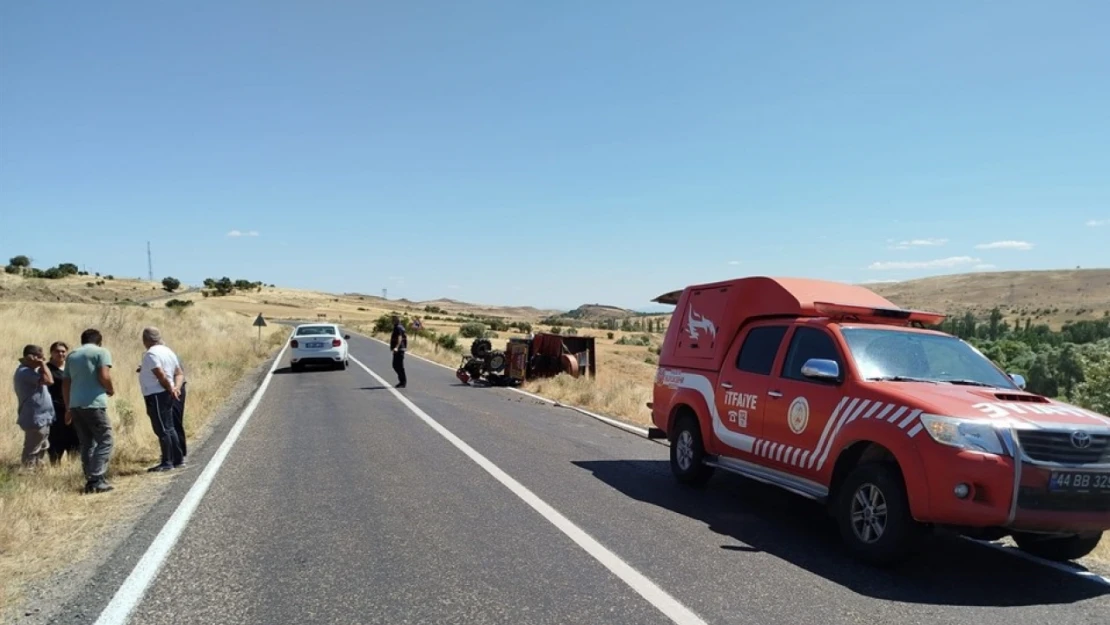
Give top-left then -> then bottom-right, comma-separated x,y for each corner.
721,382 -> 733,389
768,390 -> 783,398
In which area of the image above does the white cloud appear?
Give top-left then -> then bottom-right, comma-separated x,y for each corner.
226,229 -> 260,237
1087,219 -> 1108,227
887,238 -> 948,250
973,264 -> 997,270
448,284 -> 461,290
728,260 -> 741,265
974,240 -> 1032,250
868,256 -> 981,270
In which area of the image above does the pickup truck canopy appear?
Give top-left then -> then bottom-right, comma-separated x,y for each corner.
655,276 -> 945,367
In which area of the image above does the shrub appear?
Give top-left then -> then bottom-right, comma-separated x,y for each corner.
436,333 -> 460,351
616,334 -> 651,346
459,322 -> 488,338
373,314 -> 396,334
607,332 -> 615,340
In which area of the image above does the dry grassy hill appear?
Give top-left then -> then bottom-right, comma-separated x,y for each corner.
562,304 -> 636,321
867,269 -> 1110,328
0,272 -> 172,304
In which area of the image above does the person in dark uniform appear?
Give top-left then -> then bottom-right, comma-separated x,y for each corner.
45,341 -> 80,463
390,315 -> 407,388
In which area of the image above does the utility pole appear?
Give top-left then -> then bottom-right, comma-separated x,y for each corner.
147,241 -> 154,282
382,288 -> 387,300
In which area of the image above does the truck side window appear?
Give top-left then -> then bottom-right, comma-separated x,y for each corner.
781,327 -> 842,382
735,326 -> 788,375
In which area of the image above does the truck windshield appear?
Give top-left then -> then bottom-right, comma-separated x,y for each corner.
840,328 -> 1018,389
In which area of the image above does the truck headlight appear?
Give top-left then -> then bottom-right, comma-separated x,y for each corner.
919,414 -> 1009,456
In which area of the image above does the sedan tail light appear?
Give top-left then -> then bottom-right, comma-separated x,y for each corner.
332,338 -> 342,347
291,339 -> 299,348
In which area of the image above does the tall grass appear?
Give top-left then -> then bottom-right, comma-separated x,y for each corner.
0,302 -> 284,610
522,369 -> 654,427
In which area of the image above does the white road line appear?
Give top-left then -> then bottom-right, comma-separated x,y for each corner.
92,336 -> 292,625
355,332 -> 653,438
349,355 -> 708,625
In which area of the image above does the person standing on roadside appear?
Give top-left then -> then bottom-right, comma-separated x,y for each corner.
138,327 -> 184,471
172,359 -> 188,460
13,344 -> 55,467
63,328 -> 115,494
390,315 -> 407,388
46,341 -> 80,463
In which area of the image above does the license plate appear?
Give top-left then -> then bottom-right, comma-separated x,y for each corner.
1048,471 -> 1110,493
305,342 -> 324,348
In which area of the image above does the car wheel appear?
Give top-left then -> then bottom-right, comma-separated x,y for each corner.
1012,531 -> 1103,562
670,415 -> 713,487
835,462 -> 922,566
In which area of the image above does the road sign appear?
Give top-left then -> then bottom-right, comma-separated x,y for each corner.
253,313 -> 267,327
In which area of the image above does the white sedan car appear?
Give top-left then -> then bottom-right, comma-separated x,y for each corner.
289,323 -> 350,371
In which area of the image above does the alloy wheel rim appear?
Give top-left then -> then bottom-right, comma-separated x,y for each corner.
850,483 -> 888,544
676,431 -> 694,470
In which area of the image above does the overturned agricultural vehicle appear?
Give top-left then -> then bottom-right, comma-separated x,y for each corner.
455,332 -> 596,386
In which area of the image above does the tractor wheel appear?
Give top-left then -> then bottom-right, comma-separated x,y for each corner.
471,338 -> 493,358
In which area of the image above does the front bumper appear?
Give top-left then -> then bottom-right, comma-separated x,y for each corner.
1010,463 -> 1110,532
919,439 -> 1110,533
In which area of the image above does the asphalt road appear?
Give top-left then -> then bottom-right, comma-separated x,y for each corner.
94,333 -> 1110,624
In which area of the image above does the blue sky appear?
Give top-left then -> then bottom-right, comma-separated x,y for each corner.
1,1 -> 1108,311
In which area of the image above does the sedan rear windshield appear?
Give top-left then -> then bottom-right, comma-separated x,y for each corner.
296,326 -> 336,336
840,327 -> 1017,389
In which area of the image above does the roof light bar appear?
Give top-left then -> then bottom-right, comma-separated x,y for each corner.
813,301 -> 946,325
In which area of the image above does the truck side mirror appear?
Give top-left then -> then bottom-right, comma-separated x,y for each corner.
801,358 -> 840,382
1008,373 -> 1026,390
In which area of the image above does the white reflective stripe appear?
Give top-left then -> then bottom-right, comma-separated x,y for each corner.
872,403 -> 896,422
899,409 -> 922,429
856,402 -> 884,422
887,405 -> 908,423
790,447 -> 802,466
907,423 -> 924,438
816,399 -> 870,471
800,450 -> 811,467
810,397 -> 856,469
676,373 -> 757,454
776,445 -> 787,463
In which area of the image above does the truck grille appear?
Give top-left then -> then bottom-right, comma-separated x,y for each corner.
1017,430 -> 1110,465
1018,487 -> 1110,512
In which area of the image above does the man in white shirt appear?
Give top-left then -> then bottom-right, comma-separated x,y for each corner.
139,327 -> 184,471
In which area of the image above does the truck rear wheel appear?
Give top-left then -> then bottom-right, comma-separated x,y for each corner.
835,462 -> 921,566
1012,531 -> 1102,562
670,416 -> 713,487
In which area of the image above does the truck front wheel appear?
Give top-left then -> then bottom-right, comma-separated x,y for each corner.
1012,531 -> 1102,562
670,415 -> 713,487
835,462 -> 922,566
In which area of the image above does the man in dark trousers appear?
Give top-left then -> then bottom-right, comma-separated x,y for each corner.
390,315 -> 407,388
